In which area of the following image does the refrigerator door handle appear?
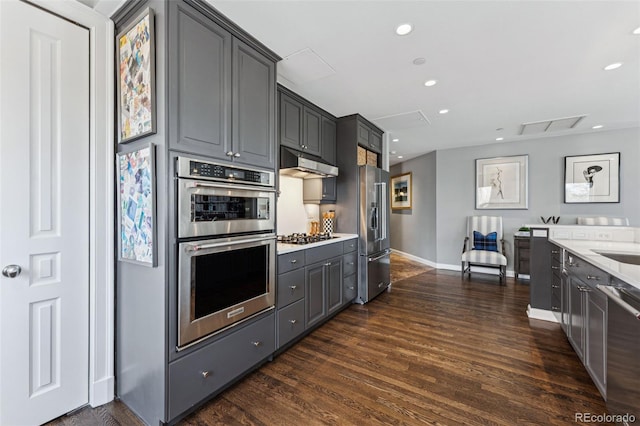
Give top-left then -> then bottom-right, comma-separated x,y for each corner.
379,182 -> 387,241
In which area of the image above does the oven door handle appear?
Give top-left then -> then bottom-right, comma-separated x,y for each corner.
189,181 -> 276,192
186,235 -> 275,252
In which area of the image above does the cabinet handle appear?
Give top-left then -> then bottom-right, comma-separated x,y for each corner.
552,284 -> 560,289
586,275 -> 600,281
226,151 -> 234,157
289,285 -> 297,291
551,250 -> 560,254
377,282 -> 385,288
551,306 -> 560,311
289,319 -> 297,325
348,286 -> 355,290
348,262 -> 354,265
251,341 -> 263,347
202,371 -> 212,379
551,266 -> 559,270
234,153 -> 241,158
324,262 -> 332,266
290,259 -> 297,264
578,286 -> 592,293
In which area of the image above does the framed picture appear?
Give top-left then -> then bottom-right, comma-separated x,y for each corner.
391,172 -> 412,210
116,7 -> 156,143
564,152 -> 620,203
117,143 -> 157,266
476,155 -> 528,209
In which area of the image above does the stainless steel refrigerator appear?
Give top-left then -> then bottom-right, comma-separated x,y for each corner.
357,165 -> 391,304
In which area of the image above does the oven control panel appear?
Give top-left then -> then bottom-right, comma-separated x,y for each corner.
177,157 -> 274,187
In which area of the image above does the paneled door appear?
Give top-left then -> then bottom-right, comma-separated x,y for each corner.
0,1 -> 89,424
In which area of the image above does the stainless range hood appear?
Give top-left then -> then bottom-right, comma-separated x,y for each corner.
279,146 -> 339,178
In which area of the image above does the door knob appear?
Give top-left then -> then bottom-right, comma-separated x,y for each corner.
2,265 -> 22,278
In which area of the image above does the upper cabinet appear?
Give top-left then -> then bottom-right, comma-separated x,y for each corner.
169,1 -> 276,169
357,120 -> 382,154
278,86 -> 337,164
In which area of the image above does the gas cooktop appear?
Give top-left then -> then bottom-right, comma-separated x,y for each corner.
277,233 -> 335,245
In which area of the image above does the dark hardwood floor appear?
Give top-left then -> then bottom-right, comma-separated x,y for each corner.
46,264 -> 606,425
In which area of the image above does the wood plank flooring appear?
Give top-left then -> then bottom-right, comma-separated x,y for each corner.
46,265 -> 606,426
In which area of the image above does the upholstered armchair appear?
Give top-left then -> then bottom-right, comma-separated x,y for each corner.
461,215 -> 507,284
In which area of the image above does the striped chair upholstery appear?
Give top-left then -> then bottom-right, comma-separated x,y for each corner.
461,216 -> 507,284
577,216 -> 629,226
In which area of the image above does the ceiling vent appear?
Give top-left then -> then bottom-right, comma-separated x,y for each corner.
519,115 -> 586,135
373,110 -> 431,131
277,48 -> 336,86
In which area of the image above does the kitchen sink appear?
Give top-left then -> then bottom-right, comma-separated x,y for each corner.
594,251 -> 640,265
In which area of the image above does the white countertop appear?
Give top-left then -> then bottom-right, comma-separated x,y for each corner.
549,238 -> 640,289
277,233 -> 358,255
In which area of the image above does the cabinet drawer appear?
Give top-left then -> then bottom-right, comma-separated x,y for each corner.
551,274 -> 561,302
343,238 -> 357,253
277,268 -> 305,308
343,274 -> 357,302
566,255 -> 609,287
278,251 -> 305,274
277,299 -> 305,348
168,314 -> 275,420
306,242 -> 342,264
343,252 -> 357,276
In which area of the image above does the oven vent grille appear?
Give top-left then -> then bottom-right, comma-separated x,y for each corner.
519,115 -> 586,135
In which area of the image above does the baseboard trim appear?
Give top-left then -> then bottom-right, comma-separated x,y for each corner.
526,304 -> 559,323
90,375 -> 115,407
391,249 -> 437,268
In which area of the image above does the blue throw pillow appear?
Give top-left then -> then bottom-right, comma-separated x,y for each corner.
473,231 -> 498,252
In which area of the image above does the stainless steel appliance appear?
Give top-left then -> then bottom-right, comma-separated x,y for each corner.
177,157 -> 275,238
357,165 -> 391,304
598,282 -> 640,423
279,146 -> 339,178
178,234 -> 275,348
176,157 -> 277,348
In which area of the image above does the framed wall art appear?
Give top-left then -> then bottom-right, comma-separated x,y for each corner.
117,7 -> 156,143
564,152 -> 620,203
117,143 -> 157,266
391,172 -> 412,210
476,155 -> 528,209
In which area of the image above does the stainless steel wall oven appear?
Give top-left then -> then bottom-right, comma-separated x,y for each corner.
176,157 -> 276,348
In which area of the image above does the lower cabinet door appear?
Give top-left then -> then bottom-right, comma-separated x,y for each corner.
168,314 -> 275,421
327,257 -> 343,315
305,263 -> 326,328
277,299 -> 305,348
586,288 -> 607,399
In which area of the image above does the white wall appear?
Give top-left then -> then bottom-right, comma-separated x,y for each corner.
277,175 -> 319,235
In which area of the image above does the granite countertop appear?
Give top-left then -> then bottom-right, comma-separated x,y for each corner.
277,233 -> 358,255
548,238 -> 640,289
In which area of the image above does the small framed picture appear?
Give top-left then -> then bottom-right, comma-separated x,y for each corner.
476,155 -> 528,209
564,152 -> 620,203
117,143 -> 157,266
116,7 -> 156,143
391,172 -> 412,210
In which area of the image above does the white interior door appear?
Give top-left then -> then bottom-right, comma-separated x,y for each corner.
0,1 -> 90,424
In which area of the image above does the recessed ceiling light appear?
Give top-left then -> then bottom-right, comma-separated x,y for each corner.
424,79 -> 437,87
392,138 -> 399,142
397,155 -> 404,159
395,23 -> 412,36
592,125 -> 604,129
496,137 -> 504,141
412,57 -> 426,65
633,26 -> 640,35
604,62 -> 623,71
439,109 -> 449,114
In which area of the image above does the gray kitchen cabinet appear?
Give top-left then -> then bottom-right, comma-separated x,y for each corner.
321,115 -> 337,165
560,268 -> 570,333
357,120 -> 382,154
167,313 -> 274,421
303,106 -> 322,156
231,38 -> 276,169
279,93 -> 303,151
564,251 -> 609,399
586,285 -> 607,399
169,1 -> 275,168
276,299 -> 305,348
303,177 -> 337,203
305,261 -> 327,328
550,245 -> 562,319
276,268 -> 304,308
169,2 -> 232,159
342,243 -> 357,306
529,229 -> 553,310
327,257 -> 343,315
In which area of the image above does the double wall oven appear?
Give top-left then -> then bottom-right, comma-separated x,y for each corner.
176,157 -> 276,348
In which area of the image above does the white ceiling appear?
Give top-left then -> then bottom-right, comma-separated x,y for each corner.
91,0 -> 640,165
